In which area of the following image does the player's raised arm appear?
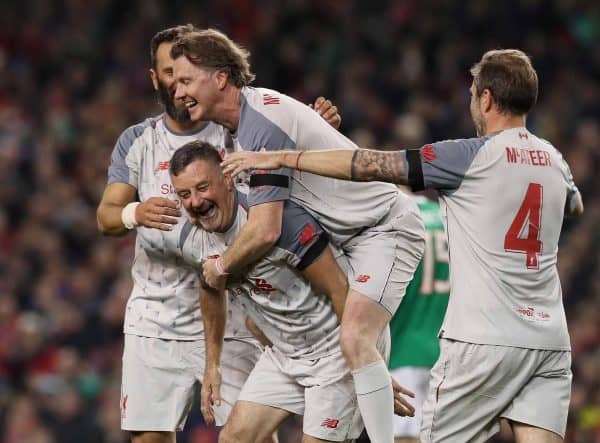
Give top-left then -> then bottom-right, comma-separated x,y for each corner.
222,148 -> 409,185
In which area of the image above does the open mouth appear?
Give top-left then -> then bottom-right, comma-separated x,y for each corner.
184,99 -> 198,113
192,201 -> 216,220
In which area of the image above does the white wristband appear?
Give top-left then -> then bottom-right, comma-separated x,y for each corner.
121,202 -> 140,230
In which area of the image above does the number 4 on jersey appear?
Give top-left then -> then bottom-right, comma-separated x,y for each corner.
504,183 -> 543,269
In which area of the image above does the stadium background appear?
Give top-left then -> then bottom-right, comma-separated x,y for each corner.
0,0 -> 598,442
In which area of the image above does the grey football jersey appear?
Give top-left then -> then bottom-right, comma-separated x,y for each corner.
108,115 -> 249,340
180,193 -> 342,359
233,87 -> 411,246
403,127 -> 580,350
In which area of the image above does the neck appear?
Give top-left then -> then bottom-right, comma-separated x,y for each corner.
484,113 -> 526,135
213,86 -> 242,132
219,189 -> 238,233
164,114 -> 207,134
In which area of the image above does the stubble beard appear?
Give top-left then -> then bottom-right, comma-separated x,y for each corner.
157,81 -> 191,124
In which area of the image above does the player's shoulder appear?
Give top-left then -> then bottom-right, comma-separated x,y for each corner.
241,87 -> 303,123
115,116 -> 157,148
434,133 -> 494,151
238,87 -> 301,149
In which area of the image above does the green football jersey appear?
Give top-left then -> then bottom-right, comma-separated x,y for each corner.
389,198 -> 450,369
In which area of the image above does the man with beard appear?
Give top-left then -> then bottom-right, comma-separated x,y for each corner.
96,24 -> 341,443
222,49 -> 584,443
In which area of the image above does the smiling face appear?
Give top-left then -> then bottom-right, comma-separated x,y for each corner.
171,158 -> 235,233
150,42 -> 191,124
173,55 -> 222,123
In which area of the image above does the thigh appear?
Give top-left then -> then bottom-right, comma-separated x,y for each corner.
121,335 -> 198,432
221,400 -> 290,443
420,340 -> 537,443
345,208 -> 424,315
238,347 -> 306,416
131,431 -> 175,443
501,351 -> 571,439
391,367 -> 430,438
511,421 -> 565,443
303,354 -> 363,442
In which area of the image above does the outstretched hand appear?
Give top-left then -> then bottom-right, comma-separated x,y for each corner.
221,151 -> 287,178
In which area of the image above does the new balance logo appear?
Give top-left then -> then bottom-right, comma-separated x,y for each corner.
156,161 -> 170,171
321,418 -> 340,429
421,145 -> 436,161
519,132 -> 528,140
263,93 -> 280,105
355,274 -> 371,283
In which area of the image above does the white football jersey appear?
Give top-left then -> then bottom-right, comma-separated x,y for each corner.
403,127 -> 581,350
107,115 -> 250,340
233,86 -> 412,246
179,192 -> 342,359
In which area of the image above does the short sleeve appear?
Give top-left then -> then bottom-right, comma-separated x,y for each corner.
248,168 -> 292,206
107,122 -> 148,187
404,137 -> 488,192
237,94 -> 297,206
276,201 -> 329,270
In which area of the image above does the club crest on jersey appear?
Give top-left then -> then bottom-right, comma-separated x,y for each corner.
121,394 -> 128,419
321,418 -> 340,429
355,274 -> 371,283
421,145 -> 437,161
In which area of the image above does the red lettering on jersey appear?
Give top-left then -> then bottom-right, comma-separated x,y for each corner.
518,132 -> 528,140
321,418 -> 340,429
263,94 -> 280,105
299,223 -> 317,245
157,161 -> 170,171
506,148 -> 551,167
506,147 -> 517,163
161,183 -> 177,195
421,145 -> 436,161
517,307 -> 535,317
252,279 -> 277,294
355,274 -> 371,283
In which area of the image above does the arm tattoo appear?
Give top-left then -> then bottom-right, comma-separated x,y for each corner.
350,149 -> 407,184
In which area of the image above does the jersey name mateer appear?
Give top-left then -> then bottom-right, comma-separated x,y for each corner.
506,147 -> 552,167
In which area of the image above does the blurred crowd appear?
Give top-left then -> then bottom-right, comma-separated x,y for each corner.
0,0 -> 598,442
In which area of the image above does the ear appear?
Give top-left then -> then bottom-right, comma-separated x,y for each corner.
223,170 -> 234,191
150,68 -> 159,91
215,70 -> 229,91
480,88 -> 494,113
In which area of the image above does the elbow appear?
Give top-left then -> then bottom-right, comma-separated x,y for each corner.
96,207 -> 119,236
566,197 -> 584,218
96,212 -> 110,235
260,225 -> 282,247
